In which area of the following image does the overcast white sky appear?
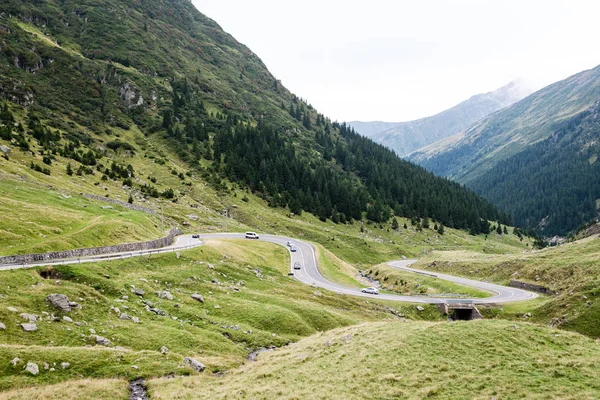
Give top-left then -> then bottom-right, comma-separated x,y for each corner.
192,0 -> 600,122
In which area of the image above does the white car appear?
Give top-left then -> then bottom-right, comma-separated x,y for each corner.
361,287 -> 379,295
287,241 -> 294,247
245,232 -> 259,239
293,262 -> 301,270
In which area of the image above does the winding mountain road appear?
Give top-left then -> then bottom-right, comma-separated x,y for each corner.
1,233 -> 537,304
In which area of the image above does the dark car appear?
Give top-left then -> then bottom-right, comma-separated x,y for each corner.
192,234 -> 200,239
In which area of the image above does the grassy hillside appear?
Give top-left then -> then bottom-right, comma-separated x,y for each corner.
149,320 -> 600,399
0,240 -> 432,394
413,233 -> 600,338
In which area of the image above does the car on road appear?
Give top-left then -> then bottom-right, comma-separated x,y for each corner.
361,287 -> 379,295
294,262 -> 301,270
191,234 -> 200,239
245,232 -> 259,239
287,241 -> 294,247
290,245 -> 297,252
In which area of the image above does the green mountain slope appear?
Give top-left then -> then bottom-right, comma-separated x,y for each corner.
0,0 -> 506,236
469,103 -> 600,235
409,65 -> 600,184
350,80 -> 530,156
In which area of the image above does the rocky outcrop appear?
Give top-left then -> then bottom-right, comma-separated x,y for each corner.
47,294 -> 71,312
183,357 -> 205,372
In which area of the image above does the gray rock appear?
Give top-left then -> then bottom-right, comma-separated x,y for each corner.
157,291 -> 174,300
21,323 -> 38,332
132,288 -> 145,296
68,301 -> 82,310
47,294 -> 71,312
416,306 -> 425,312
160,346 -> 169,354
183,357 -> 205,372
62,316 -> 73,323
10,357 -> 20,366
132,316 -> 140,324
0,145 -> 11,155
0,322 -> 5,330
25,362 -> 39,375
191,294 -> 204,303
7,307 -> 18,312
119,313 -> 131,320
341,333 -> 353,343
60,362 -> 70,369
95,335 -> 111,346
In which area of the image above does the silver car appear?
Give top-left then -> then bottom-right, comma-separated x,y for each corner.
293,262 -> 301,270
361,287 -> 379,295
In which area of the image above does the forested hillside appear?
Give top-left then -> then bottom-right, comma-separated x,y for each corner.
0,0 -> 506,234
470,102 -> 600,236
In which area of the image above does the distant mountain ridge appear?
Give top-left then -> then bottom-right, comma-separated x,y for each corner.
409,64 -> 600,236
350,80 -> 531,156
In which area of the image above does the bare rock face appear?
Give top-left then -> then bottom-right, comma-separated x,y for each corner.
191,294 -> 204,303
47,294 -> 71,312
183,357 -> 205,372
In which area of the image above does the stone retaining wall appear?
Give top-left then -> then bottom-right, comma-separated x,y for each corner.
0,228 -> 182,266
509,279 -> 554,295
83,193 -> 156,215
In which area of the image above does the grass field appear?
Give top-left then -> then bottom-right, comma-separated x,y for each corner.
149,320 -> 600,399
0,240 -> 417,393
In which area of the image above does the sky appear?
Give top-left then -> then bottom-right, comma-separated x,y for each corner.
192,0 -> 600,122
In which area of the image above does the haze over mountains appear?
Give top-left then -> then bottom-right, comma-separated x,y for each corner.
350,80 -> 532,156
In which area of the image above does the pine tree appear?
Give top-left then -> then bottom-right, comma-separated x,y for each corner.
66,162 -> 73,176
503,226 -> 508,235
391,217 -> 399,230
128,193 -> 134,204
437,224 -> 445,235
496,224 -> 503,235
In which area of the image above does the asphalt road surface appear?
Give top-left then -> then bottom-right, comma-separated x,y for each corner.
2,233 -> 537,304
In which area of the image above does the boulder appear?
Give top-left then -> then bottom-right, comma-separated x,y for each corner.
191,294 -> 204,303
25,362 -> 39,375
183,357 -> 205,372
132,316 -> 140,324
7,307 -> 18,313
47,294 -> 71,312
21,323 -> 38,332
416,306 -> 425,312
0,322 -> 5,330
61,362 -> 70,369
95,335 -> 111,346
160,346 -> 169,354
119,313 -> 131,320
132,288 -> 145,296
157,291 -> 174,300
10,358 -> 20,366
0,145 -> 11,155
62,316 -> 73,323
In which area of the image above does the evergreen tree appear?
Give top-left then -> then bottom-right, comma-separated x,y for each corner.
66,162 -> 73,176
391,217 -> 399,230
496,224 -> 503,235
437,224 -> 445,235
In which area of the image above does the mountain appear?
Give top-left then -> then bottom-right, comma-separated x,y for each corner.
0,0 -> 507,237
409,65 -> 600,183
409,65 -> 600,236
468,102 -> 600,236
350,80 -> 531,156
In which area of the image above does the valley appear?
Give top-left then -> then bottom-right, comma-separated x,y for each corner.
0,0 -> 599,399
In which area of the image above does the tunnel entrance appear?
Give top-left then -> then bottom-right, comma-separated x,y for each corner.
452,308 -> 474,321
441,300 -> 483,321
